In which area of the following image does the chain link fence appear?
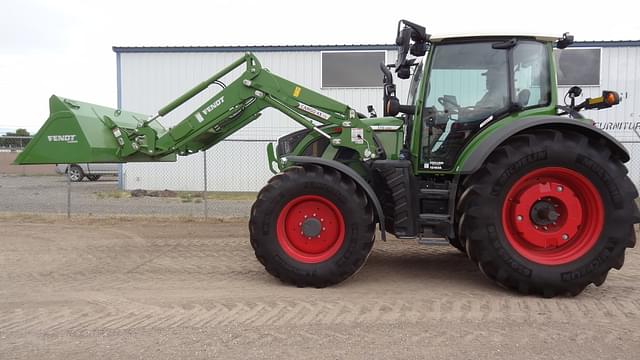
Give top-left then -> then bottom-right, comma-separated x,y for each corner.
0,136 -> 31,150
3,135 -> 640,219
1,137 -> 264,219
620,141 -> 640,189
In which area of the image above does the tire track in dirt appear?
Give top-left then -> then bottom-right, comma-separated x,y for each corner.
0,225 -> 261,291
2,294 -> 639,333
1,221 -> 638,337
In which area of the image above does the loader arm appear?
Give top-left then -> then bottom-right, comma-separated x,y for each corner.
15,53 -> 381,165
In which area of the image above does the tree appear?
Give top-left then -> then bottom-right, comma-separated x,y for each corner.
6,128 -> 30,136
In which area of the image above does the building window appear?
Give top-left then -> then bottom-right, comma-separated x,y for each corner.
321,51 -> 385,88
554,48 -> 601,86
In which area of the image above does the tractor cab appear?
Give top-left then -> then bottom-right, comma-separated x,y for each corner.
416,36 -> 554,170
385,22 -> 559,171
385,20 -> 620,173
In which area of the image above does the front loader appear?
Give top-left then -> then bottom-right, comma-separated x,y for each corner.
16,20 -> 639,297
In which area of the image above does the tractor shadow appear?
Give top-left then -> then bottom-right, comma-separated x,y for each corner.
352,238 -> 503,293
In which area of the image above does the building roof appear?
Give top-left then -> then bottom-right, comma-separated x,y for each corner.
112,40 -> 640,53
112,44 -> 396,53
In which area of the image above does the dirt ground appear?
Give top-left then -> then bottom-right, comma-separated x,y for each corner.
1,215 -> 639,359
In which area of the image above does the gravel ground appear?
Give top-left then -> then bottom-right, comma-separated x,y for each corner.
0,175 -> 253,218
0,216 -> 639,359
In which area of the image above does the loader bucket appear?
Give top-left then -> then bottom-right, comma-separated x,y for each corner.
14,95 -> 175,164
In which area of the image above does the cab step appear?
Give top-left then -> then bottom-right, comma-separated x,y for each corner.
416,237 -> 449,246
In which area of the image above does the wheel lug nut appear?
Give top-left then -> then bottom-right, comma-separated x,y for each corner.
313,213 -> 317,217
562,234 -> 569,241
516,215 -> 523,222
556,186 -> 563,192
322,227 -> 326,231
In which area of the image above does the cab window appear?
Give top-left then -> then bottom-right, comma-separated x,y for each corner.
513,41 -> 550,108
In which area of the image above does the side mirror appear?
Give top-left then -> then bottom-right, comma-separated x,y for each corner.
395,27 -> 412,68
410,42 -> 428,57
396,65 -> 411,79
557,32 -> 574,49
394,20 -> 430,71
566,86 -> 582,108
568,86 -> 582,98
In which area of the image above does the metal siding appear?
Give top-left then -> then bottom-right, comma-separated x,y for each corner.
557,47 -> 640,136
557,47 -> 640,187
121,46 -> 640,191
120,50 -> 408,191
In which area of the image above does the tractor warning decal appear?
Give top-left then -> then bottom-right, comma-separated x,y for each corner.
293,86 -> 302,98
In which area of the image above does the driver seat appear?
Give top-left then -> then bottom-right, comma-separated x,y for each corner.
517,89 -> 531,107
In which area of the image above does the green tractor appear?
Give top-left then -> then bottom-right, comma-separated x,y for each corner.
16,20 -> 638,297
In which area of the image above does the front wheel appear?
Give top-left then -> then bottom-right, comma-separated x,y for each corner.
459,129 -> 638,297
249,164 -> 375,287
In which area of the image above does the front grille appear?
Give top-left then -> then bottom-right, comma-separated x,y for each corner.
276,129 -> 311,157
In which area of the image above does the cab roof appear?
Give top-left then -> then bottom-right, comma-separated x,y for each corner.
430,33 -> 559,43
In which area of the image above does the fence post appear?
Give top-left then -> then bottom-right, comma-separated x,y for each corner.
203,150 -> 208,219
66,169 -> 71,219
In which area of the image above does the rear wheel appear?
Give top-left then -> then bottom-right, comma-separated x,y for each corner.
249,164 -> 375,287
67,165 -> 84,182
459,129 -> 638,297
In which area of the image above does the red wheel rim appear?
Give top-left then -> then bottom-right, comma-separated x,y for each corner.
276,195 -> 345,263
501,167 -> 604,265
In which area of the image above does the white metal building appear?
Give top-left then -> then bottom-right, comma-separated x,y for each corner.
114,41 -> 640,191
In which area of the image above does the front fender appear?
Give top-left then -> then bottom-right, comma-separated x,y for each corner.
285,156 -> 386,241
457,116 -> 630,174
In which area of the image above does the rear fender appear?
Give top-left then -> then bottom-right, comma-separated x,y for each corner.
458,116 -> 630,174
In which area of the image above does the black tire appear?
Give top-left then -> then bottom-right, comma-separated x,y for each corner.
87,175 -> 101,181
68,165 -> 84,182
249,164 -> 375,287
447,235 -> 466,253
447,177 -> 471,254
458,129 -> 638,297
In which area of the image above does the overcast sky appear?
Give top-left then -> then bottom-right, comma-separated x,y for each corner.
1,0 -> 639,133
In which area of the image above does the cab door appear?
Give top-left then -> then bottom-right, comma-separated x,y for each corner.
417,40 -> 551,172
